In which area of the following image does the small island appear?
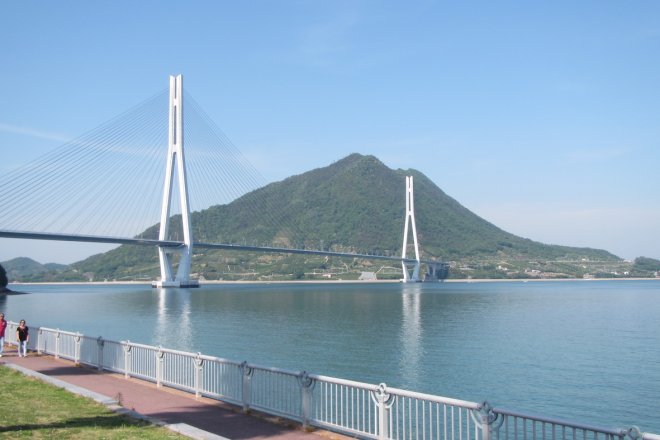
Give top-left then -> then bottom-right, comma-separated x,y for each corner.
0,262 -> 9,293
0,262 -> 27,294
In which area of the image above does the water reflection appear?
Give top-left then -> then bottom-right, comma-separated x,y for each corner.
399,284 -> 422,387
154,288 -> 193,349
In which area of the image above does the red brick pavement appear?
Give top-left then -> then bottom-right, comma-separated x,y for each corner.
1,350 -> 351,440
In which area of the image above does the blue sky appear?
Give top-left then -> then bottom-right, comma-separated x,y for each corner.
1,1 -> 659,263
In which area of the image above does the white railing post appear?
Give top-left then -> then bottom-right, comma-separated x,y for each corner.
156,347 -> 164,387
626,427 -> 640,440
123,341 -> 131,378
74,333 -> 81,365
97,337 -> 104,371
241,361 -> 253,413
37,328 -> 43,354
194,353 -> 204,398
478,401 -> 495,440
298,371 -> 315,430
372,383 -> 392,440
55,329 -> 60,359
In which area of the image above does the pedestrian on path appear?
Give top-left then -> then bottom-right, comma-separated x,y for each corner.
16,319 -> 29,357
0,313 -> 6,357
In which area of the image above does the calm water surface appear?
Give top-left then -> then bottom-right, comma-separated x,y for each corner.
3,280 -> 659,432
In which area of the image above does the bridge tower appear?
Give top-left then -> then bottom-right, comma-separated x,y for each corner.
152,75 -> 198,288
401,176 -> 422,282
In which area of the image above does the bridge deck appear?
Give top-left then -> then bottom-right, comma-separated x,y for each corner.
0,229 -> 446,266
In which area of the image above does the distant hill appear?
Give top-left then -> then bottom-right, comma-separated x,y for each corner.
1,257 -> 68,281
10,154 -> 627,281
631,257 -> 660,276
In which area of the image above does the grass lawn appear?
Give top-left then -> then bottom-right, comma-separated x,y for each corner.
0,365 -> 184,439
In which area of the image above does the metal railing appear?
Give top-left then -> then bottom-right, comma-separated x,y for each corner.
3,321 -> 658,440
489,405 -> 660,440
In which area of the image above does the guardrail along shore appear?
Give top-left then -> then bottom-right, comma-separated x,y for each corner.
4,321 -> 659,440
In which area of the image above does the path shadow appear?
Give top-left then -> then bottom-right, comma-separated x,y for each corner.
146,403 -> 310,440
32,365 -> 101,376
0,413 -> 153,433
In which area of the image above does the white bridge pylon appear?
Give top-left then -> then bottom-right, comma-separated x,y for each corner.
153,75 -> 197,288
401,175 -> 422,282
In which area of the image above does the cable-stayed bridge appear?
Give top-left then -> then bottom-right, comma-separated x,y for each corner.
0,75 -> 449,287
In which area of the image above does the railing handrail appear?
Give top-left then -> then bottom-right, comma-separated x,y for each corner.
308,373 -> 380,391
196,353 -> 243,367
84,338 -> 237,365
246,363 -> 302,377
388,386 -> 482,410
492,406 -> 626,435
119,340 -> 156,350
39,326 -> 80,337
121,340 -> 301,374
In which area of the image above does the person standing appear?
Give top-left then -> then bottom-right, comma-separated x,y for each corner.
0,313 -> 7,357
16,319 -> 29,357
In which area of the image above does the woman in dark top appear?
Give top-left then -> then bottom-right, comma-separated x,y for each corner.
16,319 -> 29,357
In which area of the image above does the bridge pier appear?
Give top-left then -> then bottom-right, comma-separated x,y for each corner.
153,279 -> 199,288
424,262 -> 449,282
401,176 -> 422,283
152,74 -> 198,289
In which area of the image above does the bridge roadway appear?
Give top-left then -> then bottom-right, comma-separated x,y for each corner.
0,229 -> 441,265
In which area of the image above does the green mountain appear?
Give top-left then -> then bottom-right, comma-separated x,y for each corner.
11,154 -> 627,281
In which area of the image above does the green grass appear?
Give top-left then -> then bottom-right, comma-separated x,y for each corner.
0,365 -> 183,439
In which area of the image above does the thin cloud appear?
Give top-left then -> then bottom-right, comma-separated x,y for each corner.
0,122 -> 70,142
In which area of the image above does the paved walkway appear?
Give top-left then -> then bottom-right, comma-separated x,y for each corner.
1,350 -> 350,440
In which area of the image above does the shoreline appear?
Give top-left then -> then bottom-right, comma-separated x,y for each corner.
8,277 -> 660,287
446,277 -> 660,283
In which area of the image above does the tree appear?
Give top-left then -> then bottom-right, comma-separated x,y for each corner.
0,263 -> 7,288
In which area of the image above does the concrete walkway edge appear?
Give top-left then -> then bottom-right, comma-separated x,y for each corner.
5,362 -> 230,440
